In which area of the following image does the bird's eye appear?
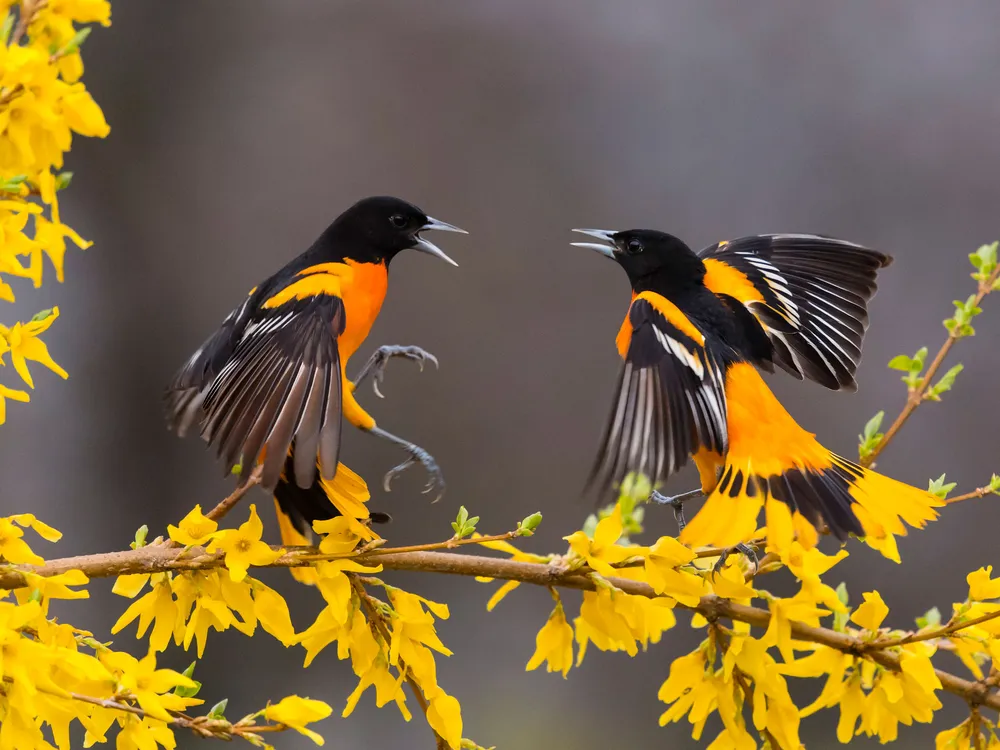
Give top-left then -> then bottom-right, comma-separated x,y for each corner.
627,239 -> 644,254
389,214 -> 408,229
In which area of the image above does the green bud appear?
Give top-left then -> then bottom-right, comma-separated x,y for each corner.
60,26 -> 91,55
28,589 -> 42,603
130,524 -> 148,550
832,582 -> 850,631
0,13 -> 13,44
174,662 -> 202,698
926,363 -> 963,401
30,308 -> 55,323
858,411 -> 885,460
54,171 -> 73,191
517,512 -> 543,536
207,698 -> 228,720
916,606 -> 941,630
927,474 -> 956,500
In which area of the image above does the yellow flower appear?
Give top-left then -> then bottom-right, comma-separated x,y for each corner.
0,513 -> 60,564
253,580 -> 297,646
314,515 -> 362,555
426,690 -> 463,750
968,566 -> 1000,601
526,601 -> 574,677
0,383 -> 30,424
111,574 -> 178,653
851,591 -> 889,632
708,559 -> 756,602
167,504 -> 218,546
14,569 -> 88,607
0,307 -> 68,389
564,505 -> 635,577
643,535 -> 709,606
264,695 -> 333,746
103,651 -> 202,722
761,591 -> 830,663
207,504 -> 284,581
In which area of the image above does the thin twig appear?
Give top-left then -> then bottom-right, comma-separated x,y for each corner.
868,608 -> 1000,649
947,485 -> 998,505
10,0 -> 43,46
864,264 -> 1000,467
364,530 -> 521,557
204,466 -> 263,523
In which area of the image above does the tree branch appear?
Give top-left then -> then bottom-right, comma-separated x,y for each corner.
863,264 -> 1000,467
5,544 -> 1000,711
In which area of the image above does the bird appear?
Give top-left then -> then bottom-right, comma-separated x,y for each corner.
572,228 -> 940,559
165,196 -> 466,581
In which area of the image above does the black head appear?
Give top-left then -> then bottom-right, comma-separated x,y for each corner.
327,196 -> 466,266
571,228 -> 706,292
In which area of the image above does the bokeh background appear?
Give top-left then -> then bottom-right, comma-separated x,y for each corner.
4,1 -> 1000,747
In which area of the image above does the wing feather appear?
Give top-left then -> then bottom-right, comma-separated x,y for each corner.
588,299 -> 729,496
699,234 -> 891,391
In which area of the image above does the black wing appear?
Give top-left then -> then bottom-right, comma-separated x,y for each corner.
588,298 -> 729,496
166,294 -> 345,491
699,234 -> 892,391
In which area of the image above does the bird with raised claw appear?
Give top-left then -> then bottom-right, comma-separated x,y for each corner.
573,227 -> 940,561
165,196 -> 466,580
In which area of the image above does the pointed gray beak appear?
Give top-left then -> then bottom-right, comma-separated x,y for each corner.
571,228 -> 618,259
413,216 -> 467,267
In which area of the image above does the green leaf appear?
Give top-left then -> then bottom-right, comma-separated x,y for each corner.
28,589 -> 42,603
927,474 -> 957,500
970,242 -> 998,280
0,13 -> 13,45
916,606 -> 941,630
54,171 -> 73,191
887,354 -> 913,371
60,26 -> 91,55
174,662 -> 202,698
130,525 -> 149,550
0,174 -> 27,192
517,512 -> 543,536
30,308 -> 55,323
926,363 -> 964,401
581,513 -> 598,539
832,582 -> 850,631
207,699 -> 228,720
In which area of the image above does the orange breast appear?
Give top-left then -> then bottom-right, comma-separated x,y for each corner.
338,260 -> 389,364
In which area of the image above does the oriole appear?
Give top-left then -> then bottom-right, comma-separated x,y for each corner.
572,228 -> 940,559
165,196 -> 466,581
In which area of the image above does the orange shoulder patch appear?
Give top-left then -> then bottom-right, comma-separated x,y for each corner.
262,263 -> 353,309
703,258 -> 764,305
634,291 -> 705,344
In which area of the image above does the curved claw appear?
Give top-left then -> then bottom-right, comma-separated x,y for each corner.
382,444 -> 446,502
711,542 -> 759,576
361,345 -> 440,400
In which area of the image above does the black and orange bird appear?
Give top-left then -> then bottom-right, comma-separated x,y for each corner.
165,196 -> 465,579
572,228 -> 940,558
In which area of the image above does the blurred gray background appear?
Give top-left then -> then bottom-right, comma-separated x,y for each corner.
3,1 -> 1000,747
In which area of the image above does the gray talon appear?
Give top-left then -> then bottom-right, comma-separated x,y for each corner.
353,345 -> 439,399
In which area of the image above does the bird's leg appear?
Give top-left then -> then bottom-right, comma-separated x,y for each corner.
366,425 -> 445,502
712,542 -> 760,576
649,488 -> 703,533
351,345 -> 439,398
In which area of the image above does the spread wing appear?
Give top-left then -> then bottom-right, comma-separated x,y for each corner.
588,296 -> 729,496
699,234 -> 892,391
165,282 -> 346,491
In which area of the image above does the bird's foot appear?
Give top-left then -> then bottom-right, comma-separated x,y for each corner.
353,345 -> 439,398
383,441 -> 445,502
712,542 -> 760,576
649,488 -> 703,533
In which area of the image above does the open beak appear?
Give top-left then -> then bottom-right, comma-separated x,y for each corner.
571,228 -> 618,259
413,217 -> 467,267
